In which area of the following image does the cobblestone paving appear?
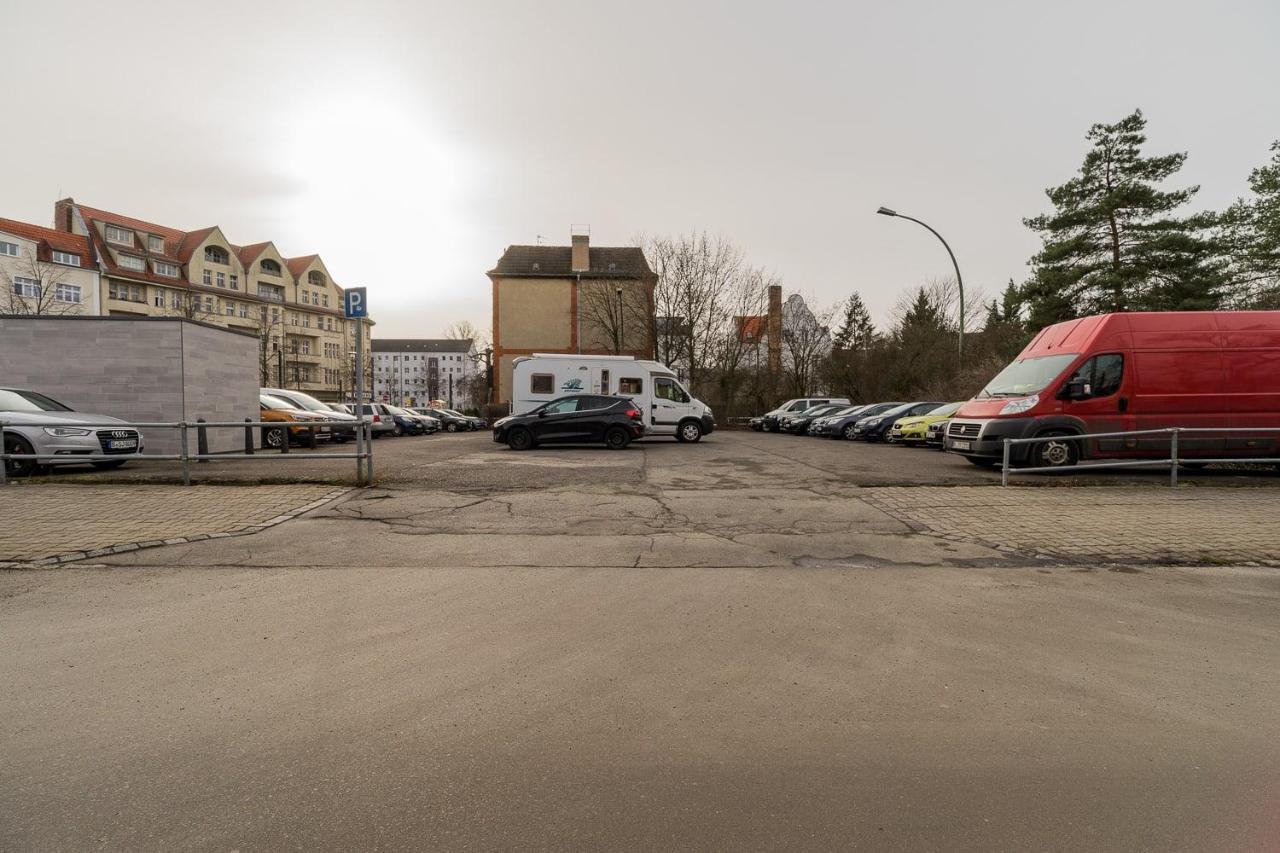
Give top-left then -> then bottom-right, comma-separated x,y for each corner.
860,486 -> 1280,566
0,485 -> 348,565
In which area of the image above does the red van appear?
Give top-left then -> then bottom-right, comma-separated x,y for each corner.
945,311 -> 1280,468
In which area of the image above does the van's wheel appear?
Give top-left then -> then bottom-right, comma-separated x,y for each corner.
677,420 -> 703,443
604,427 -> 631,450
842,424 -> 858,441
262,427 -> 286,449
3,433 -> 36,478
1032,431 -> 1079,468
507,427 -> 534,451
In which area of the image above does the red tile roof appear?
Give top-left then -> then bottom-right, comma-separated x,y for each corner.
736,315 -> 766,342
172,226 -> 218,263
236,241 -> 271,266
0,217 -> 94,265
286,254 -> 319,277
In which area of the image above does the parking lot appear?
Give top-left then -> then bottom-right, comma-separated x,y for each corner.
3,429 -> 1280,851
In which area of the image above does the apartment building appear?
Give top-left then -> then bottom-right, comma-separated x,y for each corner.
372,338 -> 478,409
48,198 -> 373,401
488,227 -> 656,403
1,217 -> 101,316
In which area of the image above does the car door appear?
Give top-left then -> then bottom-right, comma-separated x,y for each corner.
532,398 -> 582,443
651,376 -> 693,436
1058,353 -> 1138,456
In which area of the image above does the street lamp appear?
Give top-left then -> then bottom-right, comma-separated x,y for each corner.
877,206 -> 966,363
616,286 -> 624,354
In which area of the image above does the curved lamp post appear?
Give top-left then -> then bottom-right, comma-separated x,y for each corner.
877,206 -> 965,363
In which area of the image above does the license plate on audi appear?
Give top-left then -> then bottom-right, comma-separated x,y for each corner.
107,439 -> 137,450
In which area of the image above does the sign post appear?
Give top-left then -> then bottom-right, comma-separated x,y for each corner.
345,288 -> 368,485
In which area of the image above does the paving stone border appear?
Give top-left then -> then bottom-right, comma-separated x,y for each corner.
0,488 -> 352,569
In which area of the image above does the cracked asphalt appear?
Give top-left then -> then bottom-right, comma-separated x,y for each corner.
3,431 -> 1279,852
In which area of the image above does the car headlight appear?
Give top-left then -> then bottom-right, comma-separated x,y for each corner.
43,427 -> 92,436
865,418 -> 883,427
998,394 -> 1040,415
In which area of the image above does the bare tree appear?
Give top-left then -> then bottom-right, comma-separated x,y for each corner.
0,255 -> 82,315
578,281 -> 652,354
257,310 -> 286,386
444,319 -> 489,349
165,287 -> 219,322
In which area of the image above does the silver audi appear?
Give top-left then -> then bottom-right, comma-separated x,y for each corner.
0,388 -> 144,478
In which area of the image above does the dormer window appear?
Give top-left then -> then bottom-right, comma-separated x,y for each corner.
204,246 -> 228,264
155,261 -> 179,277
105,224 -> 132,245
52,250 -> 81,267
260,259 -> 281,276
118,254 -> 145,272
308,271 -> 326,286
148,235 -> 165,253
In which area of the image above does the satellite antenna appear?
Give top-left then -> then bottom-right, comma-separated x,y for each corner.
536,235 -> 547,245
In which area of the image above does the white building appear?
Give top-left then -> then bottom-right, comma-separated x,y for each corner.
1,217 -> 101,316
372,338 -> 478,409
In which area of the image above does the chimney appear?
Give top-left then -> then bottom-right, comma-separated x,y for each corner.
53,198 -> 75,233
570,224 -> 590,272
767,284 -> 782,375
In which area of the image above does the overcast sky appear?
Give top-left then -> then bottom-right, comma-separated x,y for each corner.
5,0 -> 1278,338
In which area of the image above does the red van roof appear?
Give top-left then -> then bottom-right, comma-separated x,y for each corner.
1018,311 -> 1280,360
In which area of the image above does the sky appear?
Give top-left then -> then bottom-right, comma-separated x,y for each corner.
4,0 -> 1278,338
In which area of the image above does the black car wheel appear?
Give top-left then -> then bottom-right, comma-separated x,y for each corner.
677,420 -> 703,443
393,423 -> 404,437
446,422 -> 459,433
3,433 -> 36,478
841,424 -> 858,441
604,427 -> 631,450
263,426 -> 286,449
762,421 -> 775,433
92,460 -> 127,470
507,427 -> 534,451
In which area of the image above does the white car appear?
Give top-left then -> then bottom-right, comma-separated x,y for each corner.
1,388 -> 144,478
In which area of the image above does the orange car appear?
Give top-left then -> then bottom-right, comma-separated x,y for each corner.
259,393 -> 328,448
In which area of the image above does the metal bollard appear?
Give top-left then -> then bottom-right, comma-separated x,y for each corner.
1170,428 -> 1179,488
308,424 -> 318,450
179,422 -> 191,486
0,420 -> 7,486
281,426 -> 289,453
244,418 -> 254,455
1001,438 -> 1011,486
197,417 -> 209,463
366,420 -> 374,485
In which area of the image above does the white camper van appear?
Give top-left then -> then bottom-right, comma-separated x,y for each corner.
511,354 -> 715,442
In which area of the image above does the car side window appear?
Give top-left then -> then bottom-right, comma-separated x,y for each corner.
544,398 -> 579,414
1067,354 -> 1124,399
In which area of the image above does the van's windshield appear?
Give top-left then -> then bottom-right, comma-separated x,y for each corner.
979,354 -> 1078,398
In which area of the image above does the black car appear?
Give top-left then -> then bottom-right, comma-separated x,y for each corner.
417,407 -> 480,432
778,403 -> 848,435
851,401 -> 944,442
493,395 -> 645,450
822,402 -> 901,440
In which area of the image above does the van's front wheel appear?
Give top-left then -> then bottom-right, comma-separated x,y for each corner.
677,420 -> 703,443
1032,431 -> 1079,468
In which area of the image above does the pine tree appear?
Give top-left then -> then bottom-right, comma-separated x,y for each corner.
1022,109 -> 1224,327
831,292 -> 876,351
1220,140 -> 1280,307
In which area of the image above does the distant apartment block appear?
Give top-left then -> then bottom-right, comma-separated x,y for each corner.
1,218 -> 102,316
372,338 -> 478,409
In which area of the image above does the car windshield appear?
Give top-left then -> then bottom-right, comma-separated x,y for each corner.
445,410 -> 465,417
831,406 -> 862,416
926,402 -> 964,417
0,389 -> 74,412
260,394 -> 295,409
980,354 -> 1078,398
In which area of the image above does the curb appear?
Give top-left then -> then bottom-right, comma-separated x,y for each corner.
0,488 -> 353,569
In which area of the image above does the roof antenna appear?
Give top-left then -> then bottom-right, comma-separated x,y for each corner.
536,234 -> 547,245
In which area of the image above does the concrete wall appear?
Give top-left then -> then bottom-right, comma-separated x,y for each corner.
0,315 -> 259,454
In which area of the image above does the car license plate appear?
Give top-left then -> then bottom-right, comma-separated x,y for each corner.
952,440 -> 971,451
107,439 -> 137,450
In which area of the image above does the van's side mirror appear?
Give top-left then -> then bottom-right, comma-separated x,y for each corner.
1061,380 -> 1090,400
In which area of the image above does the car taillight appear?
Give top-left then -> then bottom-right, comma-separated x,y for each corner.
625,408 -> 642,420
372,414 -> 381,422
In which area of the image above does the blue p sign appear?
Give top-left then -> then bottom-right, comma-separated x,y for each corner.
344,287 -> 368,318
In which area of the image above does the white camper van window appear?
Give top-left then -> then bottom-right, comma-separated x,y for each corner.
600,369 -> 610,393
530,373 -> 554,394
619,377 -> 643,394
655,378 -> 689,403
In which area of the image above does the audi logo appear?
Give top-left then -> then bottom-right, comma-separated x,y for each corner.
111,430 -> 130,438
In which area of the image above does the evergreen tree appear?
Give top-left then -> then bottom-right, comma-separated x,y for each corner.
832,292 -> 877,350
1220,140 -> 1280,307
1022,109 -> 1224,327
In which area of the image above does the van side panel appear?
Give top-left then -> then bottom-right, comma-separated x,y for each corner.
1220,313 -> 1280,448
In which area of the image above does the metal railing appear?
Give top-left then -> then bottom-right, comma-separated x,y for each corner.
1000,427 -> 1280,487
1,418 -> 375,487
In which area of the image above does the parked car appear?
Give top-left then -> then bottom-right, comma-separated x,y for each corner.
327,403 -> 353,416
851,402 -> 944,442
758,397 -> 851,433
353,403 -> 397,438
888,402 -> 964,446
260,393 -> 330,448
946,311 -> 1280,469
779,403 -> 849,435
383,405 -> 427,436
415,407 -> 478,432
262,387 -> 355,443
394,405 -> 442,435
0,387 -> 145,478
493,394 -> 645,451
809,405 -> 869,436
822,402 -> 902,440
925,419 -> 950,449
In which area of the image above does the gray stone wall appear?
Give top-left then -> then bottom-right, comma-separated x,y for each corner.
1,316 -> 258,454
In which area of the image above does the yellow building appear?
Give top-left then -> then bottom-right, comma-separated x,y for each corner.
51,199 -> 373,401
487,227 -> 656,404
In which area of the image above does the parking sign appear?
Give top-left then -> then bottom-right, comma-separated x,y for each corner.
344,287 -> 368,318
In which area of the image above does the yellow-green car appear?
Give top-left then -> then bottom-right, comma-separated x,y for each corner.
888,402 -> 964,445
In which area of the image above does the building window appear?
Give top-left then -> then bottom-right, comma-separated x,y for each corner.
302,314 -> 311,328
109,282 -> 144,302
154,291 -> 165,307
54,283 -> 82,304
204,296 -> 216,313
13,277 -> 41,298
148,235 -> 165,253
155,261 -> 179,277
216,271 -> 226,288
309,271 -> 326,286
530,373 -> 555,394
105,224 -> 132,245
300,339 -> 311,355
118,254 -> 145,271
239,303 -> 250,318
229,274 -> 238,290
171,292 -> 182,309
202,269 -> 212,286
301,290 -> 310,304
204,246 -> 227,264
0,240 -> 18,257
322,294 -> 329,307
260,259 -> 281,276
290,313 -> 298,326
52,250 -> 80,266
